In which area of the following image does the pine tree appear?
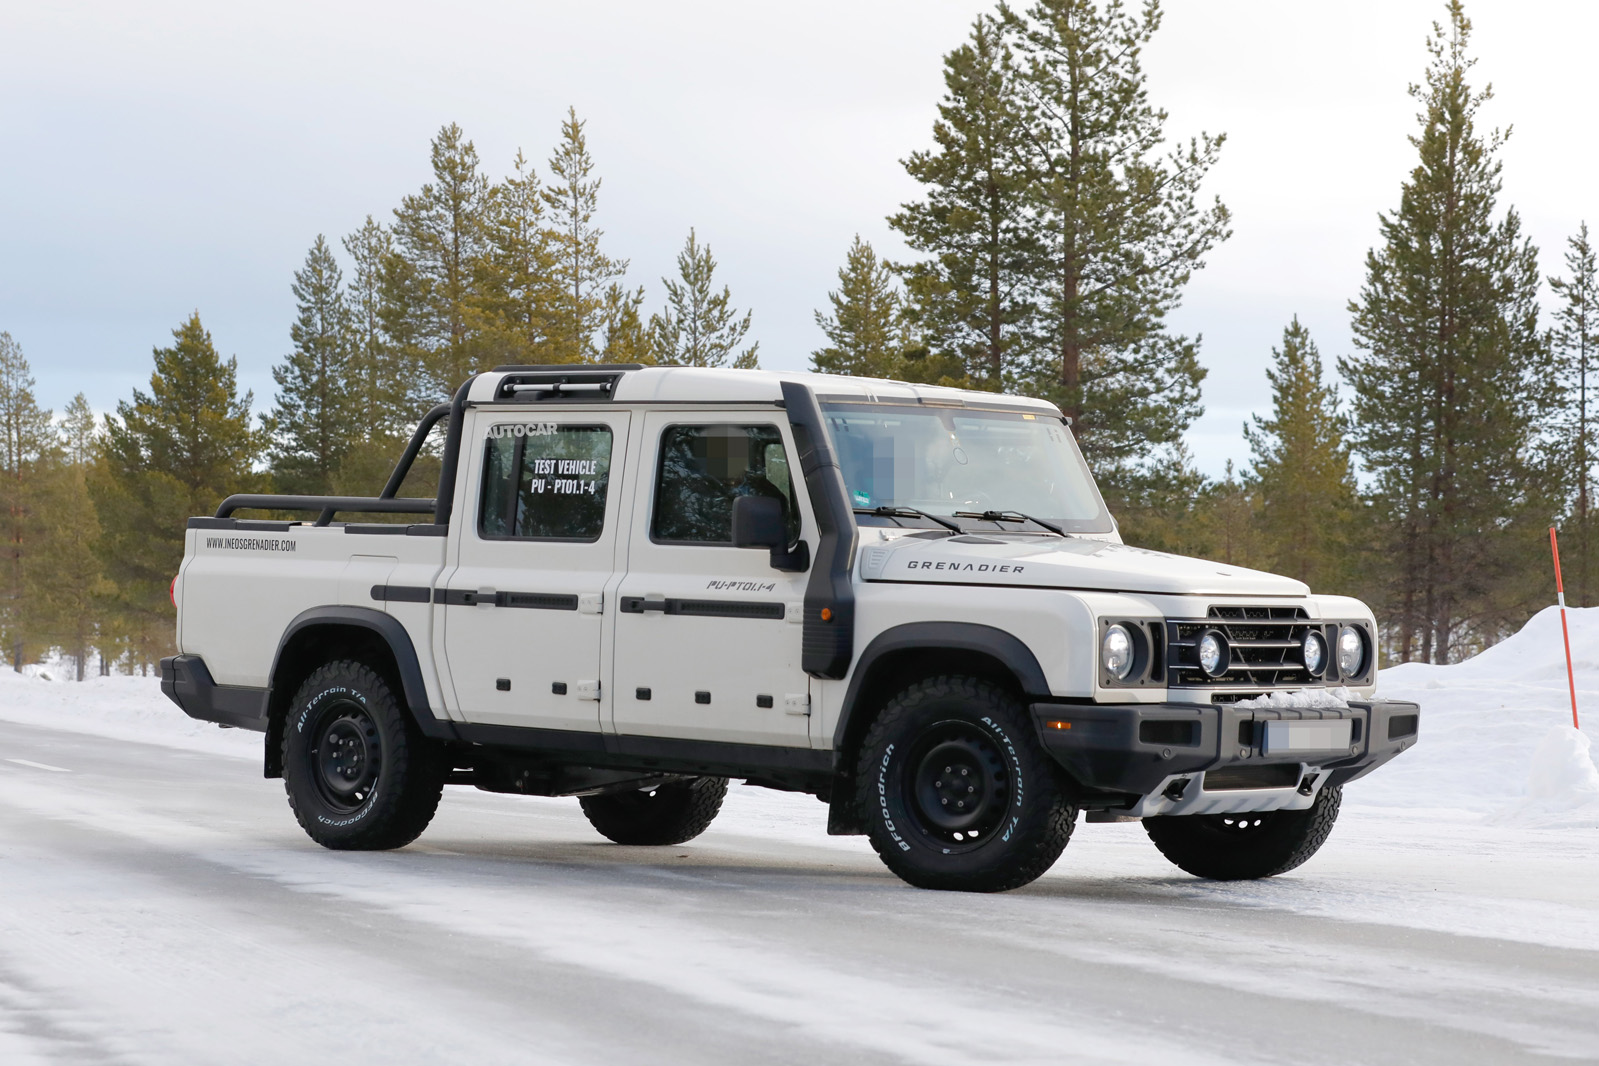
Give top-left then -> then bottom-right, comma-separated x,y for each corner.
1000,0 -> 1228,489
544,108 -> 627,363
1193,462 -> 1265,568
263,236 -> 358,496
649,229 -> 759,369
389,123 -> 491,402
890,16 -> 1039,390
92,314 -> 258,662
1244,318 -> 1360,592
473,149 -> 560,366
812,236 -> 909,378
343,216 -> 405,427
598,283 -> 654,364
0,332 -> 57,669
61,393 -> 97,466
1341,2 -> 1552,663
1549,223 -> 1599,606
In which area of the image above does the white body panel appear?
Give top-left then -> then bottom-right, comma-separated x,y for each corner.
610,409 -> 815,747
175,367 -> 1380,752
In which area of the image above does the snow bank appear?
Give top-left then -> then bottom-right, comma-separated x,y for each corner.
0,664 -> 256,759
1361,605 -> 1599,824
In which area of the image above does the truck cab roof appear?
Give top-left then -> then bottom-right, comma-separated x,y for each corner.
471,364 -> 1066,415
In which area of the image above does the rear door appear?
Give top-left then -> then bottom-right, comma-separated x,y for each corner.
438,409 -> 630,732
611,412 -> 813,747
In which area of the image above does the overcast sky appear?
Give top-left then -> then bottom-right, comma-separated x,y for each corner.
3,0 -> 1594,477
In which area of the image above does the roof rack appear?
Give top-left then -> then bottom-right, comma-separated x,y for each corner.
490,363 -> 644,373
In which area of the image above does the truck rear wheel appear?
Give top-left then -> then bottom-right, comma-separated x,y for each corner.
855,675 -> 1075,892
579,777 -> 729,845
283,660 -> 444,850
1144,784 -> 1342,880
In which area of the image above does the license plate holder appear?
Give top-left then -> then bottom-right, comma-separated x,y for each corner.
1262,719 -> 1353,755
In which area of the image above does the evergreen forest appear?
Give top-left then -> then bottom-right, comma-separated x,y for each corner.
3,0 -> 1594,674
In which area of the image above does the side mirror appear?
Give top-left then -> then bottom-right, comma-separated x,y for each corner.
732,495 -> 786,549
731,495 -> 810,573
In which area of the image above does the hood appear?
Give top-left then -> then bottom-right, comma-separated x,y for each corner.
859,533 -> 1310,598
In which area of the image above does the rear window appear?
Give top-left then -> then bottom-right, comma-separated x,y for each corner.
479,424 -> 612,541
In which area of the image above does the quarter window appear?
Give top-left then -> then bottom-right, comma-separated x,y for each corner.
479,424 -> 612,541
651,424 -> 800,545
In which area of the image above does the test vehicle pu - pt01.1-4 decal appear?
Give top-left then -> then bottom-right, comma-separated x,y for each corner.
162,365 -> 1418,892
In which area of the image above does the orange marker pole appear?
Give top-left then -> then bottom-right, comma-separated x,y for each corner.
1550,527 -> 1581,730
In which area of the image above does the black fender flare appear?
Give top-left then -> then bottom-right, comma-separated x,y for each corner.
831,621 -> 1052,752
263,606 -> 457,777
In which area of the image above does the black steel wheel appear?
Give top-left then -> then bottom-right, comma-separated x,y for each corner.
855,675 -> 1075,892
283,660 -> 444,850
1144,785 -> 1342,880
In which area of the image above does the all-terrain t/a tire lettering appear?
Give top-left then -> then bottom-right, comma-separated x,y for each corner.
1144,784 -> 1342,880
855,675 -> 1075,892
580,777 -> 729,845
283,659 -> 445,850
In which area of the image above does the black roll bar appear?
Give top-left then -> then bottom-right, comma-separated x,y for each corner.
214,383 -> 476,527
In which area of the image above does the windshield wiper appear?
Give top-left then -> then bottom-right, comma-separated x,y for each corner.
854,506 -> 963,534
953,509 -> 1070,537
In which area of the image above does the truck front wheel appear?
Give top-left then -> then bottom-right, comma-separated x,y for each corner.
579,777 -> 729,845
855,676 -> 1075,892
1143,784 -> 1342,880
283,660 -> 444,850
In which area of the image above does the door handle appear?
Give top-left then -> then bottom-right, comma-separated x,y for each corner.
475,587 -> 498,608
640,594 -> 667,613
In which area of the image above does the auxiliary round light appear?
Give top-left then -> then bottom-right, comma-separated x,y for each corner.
1302,631 -> 1329,677
1102,624 -> 1135,681
1198,630 -> 1229,678
1337,625 -> 1366,677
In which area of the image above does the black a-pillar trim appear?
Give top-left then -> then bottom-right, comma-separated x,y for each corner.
780,381 -> 857,679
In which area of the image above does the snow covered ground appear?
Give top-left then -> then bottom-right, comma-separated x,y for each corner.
1,610 -> 1597,1064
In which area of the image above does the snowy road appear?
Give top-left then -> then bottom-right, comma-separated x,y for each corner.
2,716 -> 1597,1065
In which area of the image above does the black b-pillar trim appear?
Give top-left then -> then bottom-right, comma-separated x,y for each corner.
433,375 -> 479,527
780,381 -> 857,679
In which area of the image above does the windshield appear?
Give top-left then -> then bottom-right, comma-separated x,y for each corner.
820,402 -> 1113,533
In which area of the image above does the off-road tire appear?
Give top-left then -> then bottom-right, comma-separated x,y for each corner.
1144,784 -> 1342,880
855,675 -> 1075,892
283,659 -> 444,850
579,777 -> 729,845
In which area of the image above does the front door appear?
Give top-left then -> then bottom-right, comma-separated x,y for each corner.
612,413 -> 813,747
439,409 -> 630,733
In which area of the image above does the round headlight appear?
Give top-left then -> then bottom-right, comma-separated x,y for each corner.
1102,624 -> 1135,680
1302,631 -> 1328,677
1197,630 -> 1229,677
1337,625 -> 1366,677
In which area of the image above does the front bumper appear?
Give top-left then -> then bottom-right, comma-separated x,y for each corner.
160,654 -> 269,732
1032,697 -> 1419,817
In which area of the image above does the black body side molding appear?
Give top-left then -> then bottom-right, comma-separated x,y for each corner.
780,381 -> 858,679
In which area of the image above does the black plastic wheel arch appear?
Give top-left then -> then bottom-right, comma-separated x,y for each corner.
263,605 -> 458,778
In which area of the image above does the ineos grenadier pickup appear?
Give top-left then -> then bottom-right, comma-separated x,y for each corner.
162,366 -> 1419,891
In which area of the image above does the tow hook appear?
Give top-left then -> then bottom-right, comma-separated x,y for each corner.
1162,777 -> 1190,802
1298,772 -> 1320,797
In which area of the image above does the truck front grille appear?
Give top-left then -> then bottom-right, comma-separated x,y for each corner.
1167,606 -> 1335,691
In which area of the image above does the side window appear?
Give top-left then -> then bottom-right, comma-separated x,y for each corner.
651,424 -> 801,545
479,424 -> 612,542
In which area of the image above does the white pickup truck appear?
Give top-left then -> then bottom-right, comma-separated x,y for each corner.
163,365 -> 1419,892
